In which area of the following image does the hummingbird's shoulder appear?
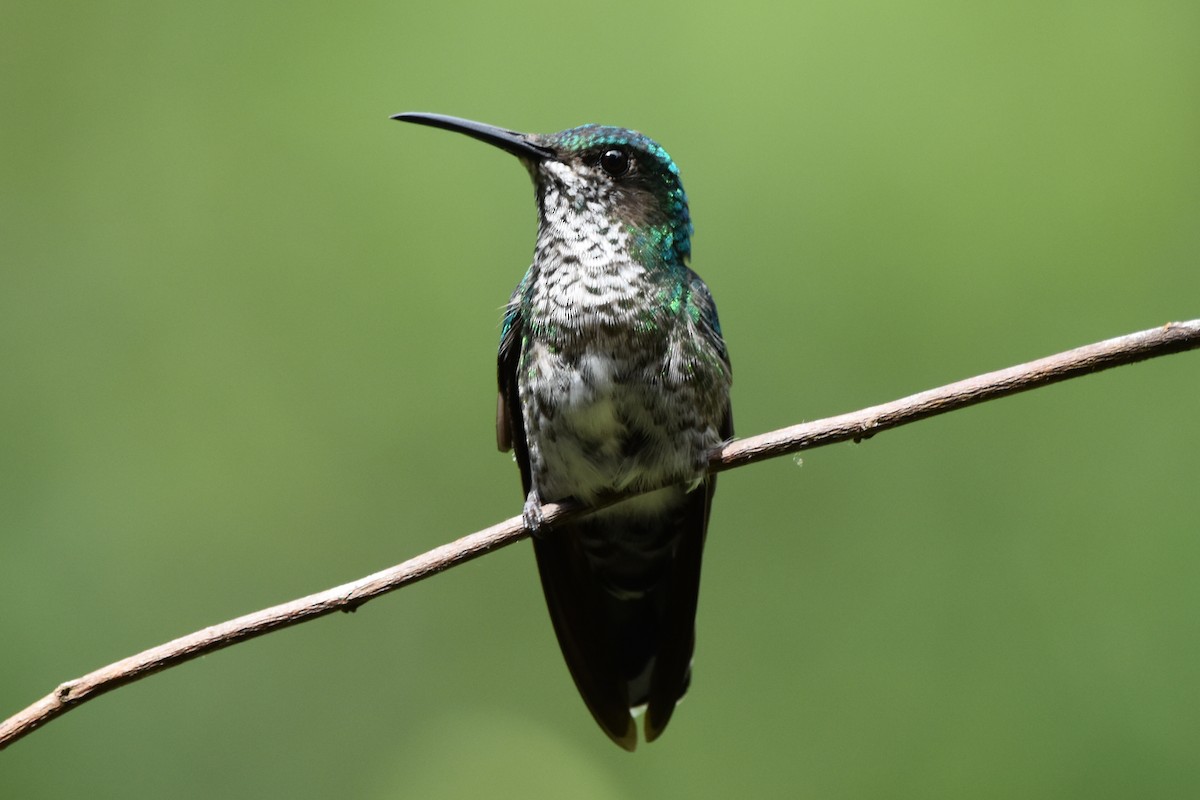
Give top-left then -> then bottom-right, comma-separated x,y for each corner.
679,267 -> 731,372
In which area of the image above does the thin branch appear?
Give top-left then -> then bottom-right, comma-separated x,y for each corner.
714,319 -> 1200,471
2,320 -> 1197,750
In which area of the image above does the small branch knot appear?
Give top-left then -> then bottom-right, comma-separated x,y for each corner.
853,417 -> 879,443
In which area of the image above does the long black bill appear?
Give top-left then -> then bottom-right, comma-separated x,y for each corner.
391,112 -> 552,161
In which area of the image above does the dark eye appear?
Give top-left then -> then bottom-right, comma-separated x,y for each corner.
599,149 -> 630,178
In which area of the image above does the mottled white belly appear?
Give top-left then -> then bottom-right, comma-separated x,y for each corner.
526,343 -> 699,514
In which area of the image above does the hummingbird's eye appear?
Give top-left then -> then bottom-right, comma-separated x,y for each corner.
599,149 -> 631,178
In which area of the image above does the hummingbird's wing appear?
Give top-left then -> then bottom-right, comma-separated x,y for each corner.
643,475 -> 710,742
645,273 -> 733,741
496,293 -> 531,485
644,403 -> 733,742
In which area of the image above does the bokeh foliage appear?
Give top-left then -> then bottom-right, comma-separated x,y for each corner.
2,1 -> 1198,797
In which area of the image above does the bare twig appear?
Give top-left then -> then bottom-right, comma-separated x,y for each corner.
714,320 -> 1200,471
2,320 -> 1197,750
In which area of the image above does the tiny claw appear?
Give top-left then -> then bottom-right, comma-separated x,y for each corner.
522,493 -> 546,537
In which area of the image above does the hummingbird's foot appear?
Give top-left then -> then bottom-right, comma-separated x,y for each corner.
522,492 -> 546,537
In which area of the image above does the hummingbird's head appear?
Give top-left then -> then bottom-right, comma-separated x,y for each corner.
393,113 -> 692,268
528,124 -> 692,267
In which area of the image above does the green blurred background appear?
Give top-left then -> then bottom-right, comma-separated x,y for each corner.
3,1 -> 1198,797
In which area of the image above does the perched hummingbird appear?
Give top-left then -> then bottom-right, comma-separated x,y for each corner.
393,113 -> 733,750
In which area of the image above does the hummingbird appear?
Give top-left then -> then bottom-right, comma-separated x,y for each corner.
392,112 -> 733,750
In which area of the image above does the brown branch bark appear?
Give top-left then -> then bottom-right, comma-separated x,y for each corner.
2,319 -> 1197,750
